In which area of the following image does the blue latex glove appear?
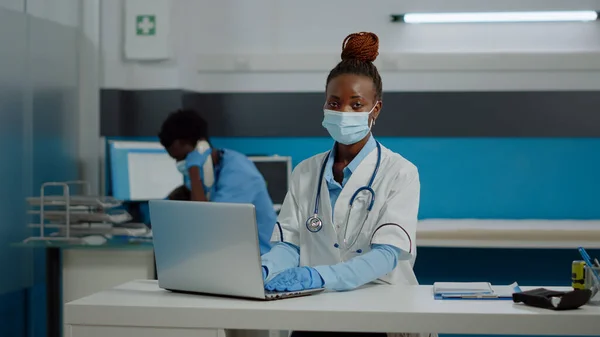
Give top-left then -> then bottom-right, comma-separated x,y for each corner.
177,148 -> 212,190
185,148 -> 212,170
262,266 -> 267,281
264,267 -> 324,292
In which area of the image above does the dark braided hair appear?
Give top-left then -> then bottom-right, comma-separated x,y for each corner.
326,32 -> 383,100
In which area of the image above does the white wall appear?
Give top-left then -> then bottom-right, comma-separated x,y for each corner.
101,0 -> 600,91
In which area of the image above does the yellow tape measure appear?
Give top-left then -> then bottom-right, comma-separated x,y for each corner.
572,260 -> 586,290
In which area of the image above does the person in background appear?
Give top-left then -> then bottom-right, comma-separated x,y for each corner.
260,32 -> 425,337
157,109 -> 277,255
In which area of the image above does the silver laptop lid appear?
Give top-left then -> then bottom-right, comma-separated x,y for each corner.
149,200 -> 266,299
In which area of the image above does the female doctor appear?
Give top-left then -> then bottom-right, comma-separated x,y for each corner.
261,32 -> 422,336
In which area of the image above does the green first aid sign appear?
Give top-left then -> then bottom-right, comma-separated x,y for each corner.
136,15 -> 156,36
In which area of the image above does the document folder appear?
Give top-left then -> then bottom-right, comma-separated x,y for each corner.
433,282 -> 521,300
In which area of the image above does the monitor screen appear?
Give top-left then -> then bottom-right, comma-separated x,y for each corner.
109,141 -> 182,201
251,158 -> 290,206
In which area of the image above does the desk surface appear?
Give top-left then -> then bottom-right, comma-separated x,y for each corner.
65,280 -> 600,335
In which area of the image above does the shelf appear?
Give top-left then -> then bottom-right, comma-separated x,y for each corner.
27,195 -> 123,209
11,240 -> 153,251
417,219 -> 600,249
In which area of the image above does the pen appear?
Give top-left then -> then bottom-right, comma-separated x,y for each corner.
577,247 -> 600,285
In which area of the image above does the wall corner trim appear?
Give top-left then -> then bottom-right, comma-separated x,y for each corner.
196,51 -> 600,73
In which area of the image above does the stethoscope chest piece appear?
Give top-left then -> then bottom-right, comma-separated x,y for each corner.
305,215 -> 323,233
305,141 -> 382,238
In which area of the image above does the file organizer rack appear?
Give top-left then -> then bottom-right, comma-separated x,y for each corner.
24,180 -> 128,243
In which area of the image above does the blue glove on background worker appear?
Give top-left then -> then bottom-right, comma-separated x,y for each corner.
264,267 -> 324,292
185,147 -> 212,170
178,148 -> 212,190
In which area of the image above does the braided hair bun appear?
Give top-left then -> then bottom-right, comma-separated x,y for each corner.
341,32 -> 379,63
326,32 -> 383,100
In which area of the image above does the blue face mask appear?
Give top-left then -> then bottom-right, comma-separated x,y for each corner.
176,160 -> 191,189
321,104 -> 377,145
174,141 -> 215,198
176,160 -> 188,176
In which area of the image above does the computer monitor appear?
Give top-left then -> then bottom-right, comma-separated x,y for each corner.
108,140 -> 181,201
249,156 -> 292,211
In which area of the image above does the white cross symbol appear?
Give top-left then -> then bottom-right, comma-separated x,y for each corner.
138,16 -> 155,34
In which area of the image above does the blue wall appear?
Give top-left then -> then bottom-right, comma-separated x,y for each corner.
116,136 -> 600,220
210,136 -> 600,219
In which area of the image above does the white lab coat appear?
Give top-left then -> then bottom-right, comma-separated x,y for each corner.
272,143 -> 436,337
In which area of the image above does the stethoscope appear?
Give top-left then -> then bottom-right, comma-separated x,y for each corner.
305,141 -> 382,247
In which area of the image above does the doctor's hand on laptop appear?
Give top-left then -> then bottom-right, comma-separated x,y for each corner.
264,267 -> 324,292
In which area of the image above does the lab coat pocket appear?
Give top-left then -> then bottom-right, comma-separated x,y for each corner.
343,195 -> 371,250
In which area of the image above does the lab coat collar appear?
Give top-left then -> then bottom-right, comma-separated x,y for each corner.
324,134 -> 377,186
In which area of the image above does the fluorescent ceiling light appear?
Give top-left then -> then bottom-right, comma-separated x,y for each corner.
402,11 -> 598,23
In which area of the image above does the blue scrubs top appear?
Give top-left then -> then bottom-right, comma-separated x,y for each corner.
141,149 -> 277,255
211,149 -> 277,255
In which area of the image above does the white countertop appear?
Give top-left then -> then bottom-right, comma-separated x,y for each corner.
417,219 -> 600,248
65,280 -> 600,335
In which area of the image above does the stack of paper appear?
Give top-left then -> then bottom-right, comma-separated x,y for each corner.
433,282 -> 493,295
433,282 -> 521,300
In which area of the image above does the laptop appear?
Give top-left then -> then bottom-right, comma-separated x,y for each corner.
149,200 -> 324,300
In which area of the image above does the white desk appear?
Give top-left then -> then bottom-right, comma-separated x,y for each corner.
65,280 -> 600,337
